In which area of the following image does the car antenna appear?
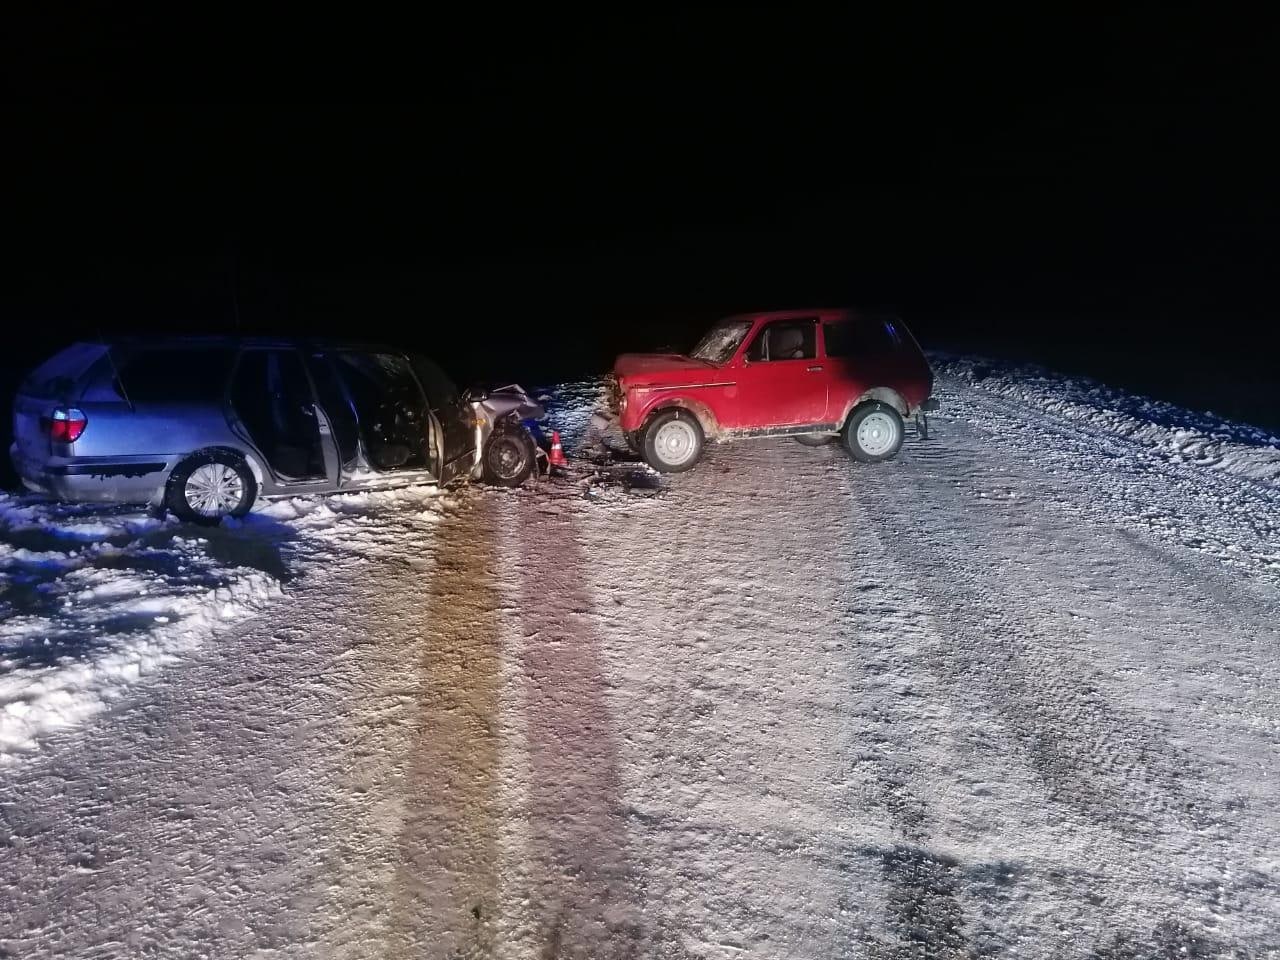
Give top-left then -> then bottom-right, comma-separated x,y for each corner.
98,327 -> 134,412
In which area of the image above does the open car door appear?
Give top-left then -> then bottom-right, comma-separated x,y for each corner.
409,354 -> 476,483
312,350 -> 440,484
227,347 -> 340,491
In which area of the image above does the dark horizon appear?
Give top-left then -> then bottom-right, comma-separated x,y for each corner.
3,10 -> 1277,434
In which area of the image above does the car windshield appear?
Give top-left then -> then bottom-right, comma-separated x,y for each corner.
689,320 -> 753,364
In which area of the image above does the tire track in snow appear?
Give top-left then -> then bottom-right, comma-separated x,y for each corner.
935,376 -> 1280,584
564,436 -> 902,957
810,438 -> 1220,956
785,447 -> 980,959
388,497 -> 502,958
506,490 -> 644,958
845,425 -> 1279,952
679,439 -> 982,959
865,439 -> 1208,833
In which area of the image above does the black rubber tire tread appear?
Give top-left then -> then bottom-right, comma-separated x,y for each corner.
165,450 -> 257,525
482,430 -> 537,487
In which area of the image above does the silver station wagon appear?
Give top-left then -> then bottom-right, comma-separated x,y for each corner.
10,338 -> 505,523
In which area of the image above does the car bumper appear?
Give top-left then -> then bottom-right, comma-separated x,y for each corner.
10,444 -> 170,503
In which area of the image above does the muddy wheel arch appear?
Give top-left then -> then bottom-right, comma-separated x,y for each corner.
643,397 -> 721,440
841,387 -> 909,425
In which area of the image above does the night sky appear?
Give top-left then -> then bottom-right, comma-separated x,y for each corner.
4,9 -> 1277,428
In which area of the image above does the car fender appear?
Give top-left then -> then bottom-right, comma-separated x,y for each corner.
234,447 -> 270,490
639,394 -> 721,439
840,387 -> 909,425
163,444 -> 265,487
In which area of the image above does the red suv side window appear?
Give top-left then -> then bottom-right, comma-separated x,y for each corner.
824,316 -> 904,358
744,319 -> 818,362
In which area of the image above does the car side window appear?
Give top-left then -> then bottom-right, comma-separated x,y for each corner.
409,354 -> 460,411
744,320 -> 817,362
116,348 -> 238,404
822,322 -> 856,358
824,317 -> 904,358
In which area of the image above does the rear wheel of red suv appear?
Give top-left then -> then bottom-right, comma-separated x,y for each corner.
641,409 -> 704,473
842,403 -> 904,463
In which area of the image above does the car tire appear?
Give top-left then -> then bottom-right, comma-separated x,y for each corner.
795,433 -> 834,447
482,429 -> 537,487
641,409 -> 704,473
842,403 -> 904,463
165,450 -> 257,525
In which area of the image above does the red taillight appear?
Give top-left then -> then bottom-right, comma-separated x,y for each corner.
44,407 -> 88,443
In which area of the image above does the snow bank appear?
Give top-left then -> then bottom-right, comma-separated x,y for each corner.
0,498 -> 286,759
0,485 -> 446,763
934,354 -> 1280,487
0,574 -> 281,756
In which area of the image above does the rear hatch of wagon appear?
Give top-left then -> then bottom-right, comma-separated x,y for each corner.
12,342 -> 108,464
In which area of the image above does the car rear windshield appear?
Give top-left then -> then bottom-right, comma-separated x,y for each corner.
19,343 -> 108,397
690,320 -> 753,364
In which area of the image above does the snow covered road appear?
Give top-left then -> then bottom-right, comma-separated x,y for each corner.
2,362 -> 1279,957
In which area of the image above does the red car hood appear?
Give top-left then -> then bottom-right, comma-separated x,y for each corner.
613,352 -> 714,383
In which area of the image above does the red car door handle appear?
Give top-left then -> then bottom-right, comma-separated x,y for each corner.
807,365 -> 823,372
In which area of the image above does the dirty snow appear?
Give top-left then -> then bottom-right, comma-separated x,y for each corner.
1,358 -> 1279,957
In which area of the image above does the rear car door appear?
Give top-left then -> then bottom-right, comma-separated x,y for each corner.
304,352 -> 363,476
730,318 -> 828,428
227,348 -> 336,486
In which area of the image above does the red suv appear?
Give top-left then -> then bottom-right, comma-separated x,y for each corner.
611,309 -> 936,472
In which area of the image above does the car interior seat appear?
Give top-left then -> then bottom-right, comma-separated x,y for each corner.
770,326 -> 806,360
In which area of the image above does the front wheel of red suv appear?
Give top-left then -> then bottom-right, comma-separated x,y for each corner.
842,403 -> 904,463
641,409 -> 704,473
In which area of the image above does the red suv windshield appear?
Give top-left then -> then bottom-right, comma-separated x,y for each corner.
689,320 -> 753,364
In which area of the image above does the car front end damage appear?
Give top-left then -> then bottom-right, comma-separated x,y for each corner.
604,374 -> 624,415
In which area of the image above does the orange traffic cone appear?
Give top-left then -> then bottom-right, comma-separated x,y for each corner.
548,430 -> 569,470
